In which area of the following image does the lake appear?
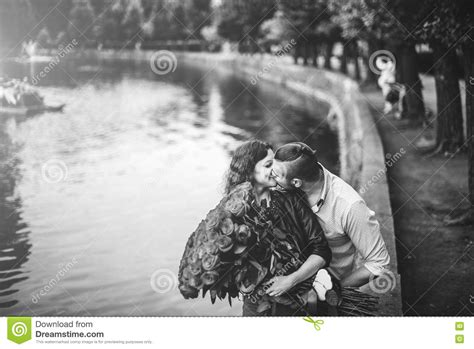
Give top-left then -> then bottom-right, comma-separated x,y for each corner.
0,56 -> 338,316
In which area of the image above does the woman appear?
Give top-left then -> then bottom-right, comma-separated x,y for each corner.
224,140 -> 331,316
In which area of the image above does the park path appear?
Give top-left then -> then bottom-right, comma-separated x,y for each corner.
361,78 -> 473,316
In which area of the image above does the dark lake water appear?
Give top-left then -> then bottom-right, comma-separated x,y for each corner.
0,56 -> 338,316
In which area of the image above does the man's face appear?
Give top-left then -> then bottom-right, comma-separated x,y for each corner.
271,160 -> 294,190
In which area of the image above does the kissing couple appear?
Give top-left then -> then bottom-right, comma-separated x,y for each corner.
179,140 -> 390,316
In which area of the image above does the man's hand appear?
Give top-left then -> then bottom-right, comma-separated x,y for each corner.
264,275 -> 296,297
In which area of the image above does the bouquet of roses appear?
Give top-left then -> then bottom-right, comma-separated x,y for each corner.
178,182 -> 272,305
178,182 -> 322,313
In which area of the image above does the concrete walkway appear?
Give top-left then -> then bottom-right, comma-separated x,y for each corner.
361,78 -> 473,316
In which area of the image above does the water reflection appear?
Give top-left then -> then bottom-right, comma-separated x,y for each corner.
0,57 -> 338,315
0,118 -> 31,310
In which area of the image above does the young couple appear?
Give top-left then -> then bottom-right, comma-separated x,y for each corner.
224,140 -> 390,316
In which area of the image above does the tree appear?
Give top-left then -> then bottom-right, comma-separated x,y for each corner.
417,0 -> 467,154
29,0 -> 74,42
419,0 -> 474,224
461,35 -> 474,224
276,0 -> 335,66
329,0 -> 427,121
381,0 -> 428,122
147,0 -> 173,41
68,0 -> 95,44
216,0 -> 276,53
259,10 -> 293,52
93,0 -> 126,44
122,0 -> 144,43
316,19 -> 342,70
0,0 -> 35,55
329,0 -> 380,83
183,0 -> 213,40
168,4 -> 188,40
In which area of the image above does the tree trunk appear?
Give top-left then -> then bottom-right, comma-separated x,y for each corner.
391,43 -> 403,83
352,41 -> 361,80
462,41 -> 474,207
354,56 -> 361,80
324,42 -> 333,70
293,44 -> 299,64
364,38 -> 379,84
444,40 -> 474,225
399,44 -> 425,122
432,44 -> 464,153
340,42 -> 348,74
312,42 -> 319,67
303,41 -> 309,66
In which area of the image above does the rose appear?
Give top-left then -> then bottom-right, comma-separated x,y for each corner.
202,253 -> 220,271
197,232 -> 208,244
205,209 -> 221,230
203,242 -> 219,255
179,284 -> 199,299
220,217 -> 234,236
236,225 -> 251,244
189,276 -> 203,289
216,235 -> 233,252
182,267 -> 193,280
224,195 -> 248,217
187,252 -> 199,265
189,262 -> 202,276
206,228 -> 219,242
197,245 -> 207,259
194,221 -> 207,244
201,271 -> 220,286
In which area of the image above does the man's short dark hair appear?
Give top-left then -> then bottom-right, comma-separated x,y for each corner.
274,142 -> 321,182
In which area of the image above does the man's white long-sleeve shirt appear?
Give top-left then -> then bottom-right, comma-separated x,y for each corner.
311,164 -> 390,280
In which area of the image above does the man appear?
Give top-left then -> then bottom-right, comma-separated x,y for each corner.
266,142 -> 390,296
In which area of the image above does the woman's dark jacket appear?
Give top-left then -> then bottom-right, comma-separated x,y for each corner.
267,189 -> 332,268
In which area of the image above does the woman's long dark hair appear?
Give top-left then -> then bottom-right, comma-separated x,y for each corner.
224,140 -> 273,194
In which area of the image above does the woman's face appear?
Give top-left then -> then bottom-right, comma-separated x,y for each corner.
253,149 -> 277,188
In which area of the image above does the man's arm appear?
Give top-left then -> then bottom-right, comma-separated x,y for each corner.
340,266 -> 372,288
340,201 -> 390,287
265,255 -> 326,297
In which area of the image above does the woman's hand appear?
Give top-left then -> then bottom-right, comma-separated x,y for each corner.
264,275 -> 297,297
